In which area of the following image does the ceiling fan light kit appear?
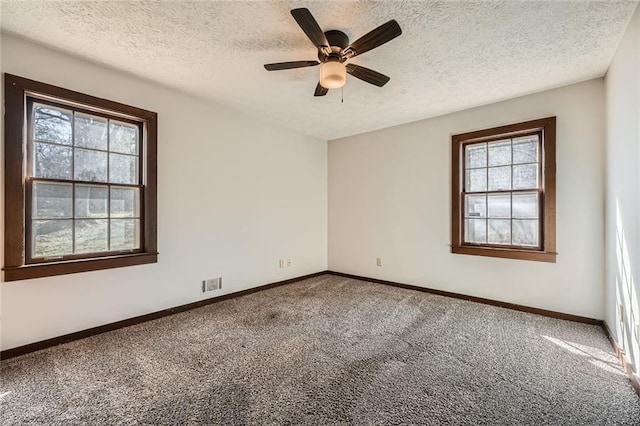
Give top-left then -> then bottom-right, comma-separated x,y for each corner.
320,59 -> 346,89
264,8 -> 402,96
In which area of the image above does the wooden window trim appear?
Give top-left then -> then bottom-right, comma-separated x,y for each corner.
3,73 -> 158,281
451,117 -> 556,262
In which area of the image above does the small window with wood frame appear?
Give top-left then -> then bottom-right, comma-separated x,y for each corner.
4,74 -> 158,281
451,117 -> 556,262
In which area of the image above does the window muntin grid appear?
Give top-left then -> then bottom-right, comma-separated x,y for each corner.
26,99 -> 143,261
461,133 -> 542,249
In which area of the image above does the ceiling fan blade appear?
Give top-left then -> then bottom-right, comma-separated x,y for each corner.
346,64 -> 390,87
291,8 -> 330,50
314,83 -> 328,96
345,20 -> 402,57
264,61 -> 320,71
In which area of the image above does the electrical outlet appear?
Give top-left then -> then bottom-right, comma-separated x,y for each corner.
376,257 -> 382,267
287,258 -> 291,267
202,277 -> 222,292
279,259 -> 285,268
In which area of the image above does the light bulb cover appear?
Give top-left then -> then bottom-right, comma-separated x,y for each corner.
320,60 -> 347,89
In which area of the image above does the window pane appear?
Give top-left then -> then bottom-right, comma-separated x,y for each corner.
75,149 -> 107,182
75,185 -> 108,218
488,139 -> 511,166
32,219 -> 73,257
488,193 -> 510,218
465,194 -> 486,218
488,219 -> 511,245
33,182 -> 73,219
109,153 -> 138,184
110,121 -> 138,155
465,143 -> 486,169
35,143 -> 72,179
512,192 -> 538,219
75,219 -> 108,253
466,168 -> 487,192
465,219 -> 486,244
74,113 -> 107,151
513,136 -> 538,164
513,219 -> 539,247
33,104 -> 72,145
110,219 -> 140,250
111,187 -> 140,218
513,164 -> 538,190
488,166 -> 511,191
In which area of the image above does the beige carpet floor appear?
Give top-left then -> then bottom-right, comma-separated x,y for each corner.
2,274 -> 639,425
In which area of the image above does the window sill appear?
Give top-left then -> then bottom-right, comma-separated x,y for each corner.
3,252 -> 158,282
451,245 -> 556,263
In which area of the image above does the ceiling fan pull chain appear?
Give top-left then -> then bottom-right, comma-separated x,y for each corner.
341,86 -> 344,103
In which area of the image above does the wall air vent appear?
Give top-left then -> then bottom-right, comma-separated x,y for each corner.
202,277 -> 222,293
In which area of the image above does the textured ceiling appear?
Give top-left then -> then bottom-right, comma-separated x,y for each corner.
1,1 -> 637,140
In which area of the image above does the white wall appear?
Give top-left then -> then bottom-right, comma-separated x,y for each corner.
0,34 -> 328,351
605,4 -> 640,379
329,79 -> 605,319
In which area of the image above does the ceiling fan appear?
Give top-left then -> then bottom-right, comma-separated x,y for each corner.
264,8 -> 402,96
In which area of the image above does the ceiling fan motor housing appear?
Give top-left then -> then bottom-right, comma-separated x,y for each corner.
325,30 -> 349,49
318,30 -> 350,62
